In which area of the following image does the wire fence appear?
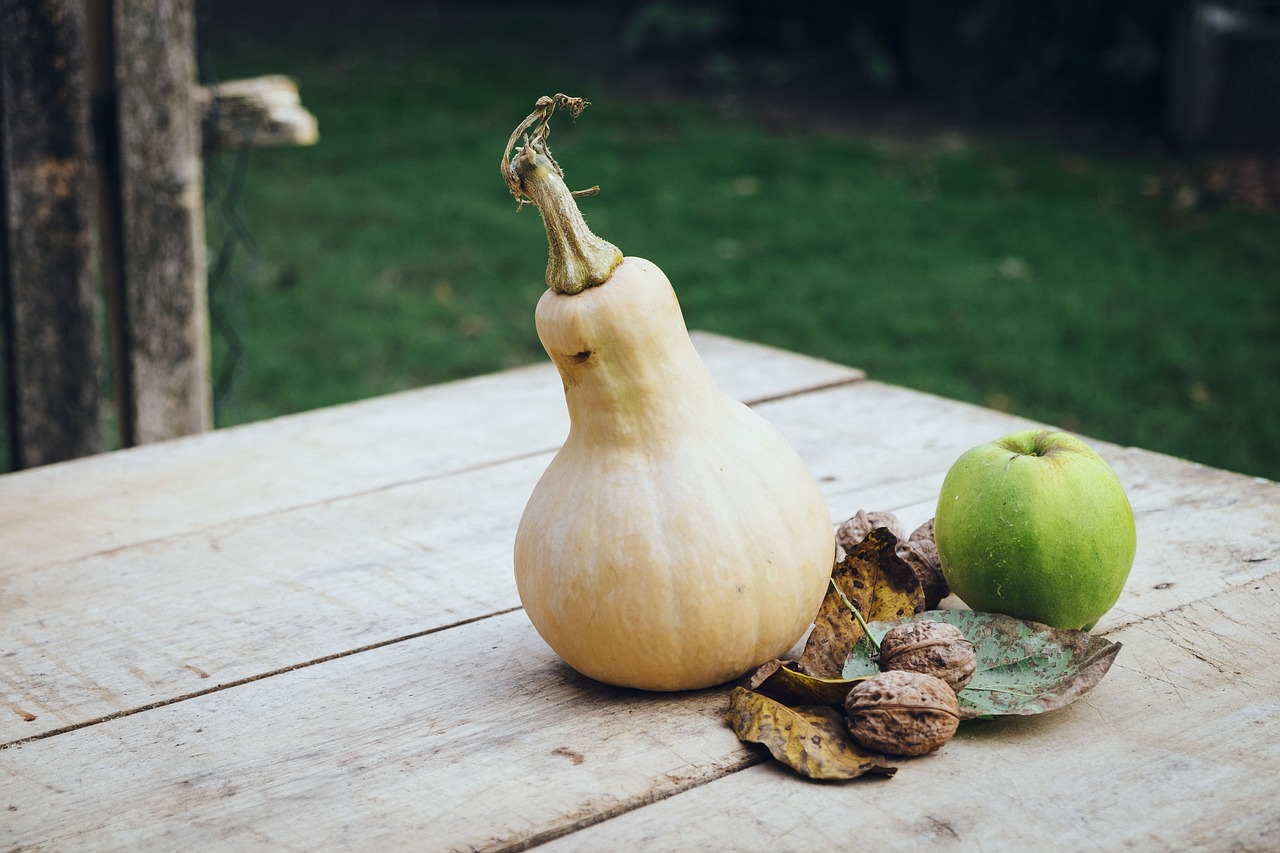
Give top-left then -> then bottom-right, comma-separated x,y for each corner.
203,141 -> 259,426
197,27 -> 259,428
0,3 -> 254,471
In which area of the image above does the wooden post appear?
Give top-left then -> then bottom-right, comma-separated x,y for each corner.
0,0 -> 105,469
1,0 -> 316,469
112,0 -> 212,444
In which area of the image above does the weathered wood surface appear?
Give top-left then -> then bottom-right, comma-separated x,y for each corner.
0,333 -> 859,571
1,336 -> 1277,851
112,0 -> 212,445
5,575 -> 1275,852
4,2 -> 317,467
0,610 -> 756,851
0,335 -> 860,741
0,0 -> 105,468
537,572 -> 1280,852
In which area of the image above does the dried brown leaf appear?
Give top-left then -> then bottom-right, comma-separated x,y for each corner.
725,687 -> 897,781
798,527 -> 925,678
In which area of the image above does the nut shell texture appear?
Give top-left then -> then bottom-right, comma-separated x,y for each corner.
878,621 -> 977,691
844,670 -> 961,756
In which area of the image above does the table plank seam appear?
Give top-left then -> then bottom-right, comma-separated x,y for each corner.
8,336 -> 1279,849
16,375 -> 868,575
739,375 -> 867,407
0,605 -> 524,751
481,753 -> 766,853
26,445 -> 562,574
495,566 -> 1280,851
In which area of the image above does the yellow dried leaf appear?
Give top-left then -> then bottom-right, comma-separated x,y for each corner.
798,527 -> 925,678
747,659 -> 871,707
725,687 -> 897,781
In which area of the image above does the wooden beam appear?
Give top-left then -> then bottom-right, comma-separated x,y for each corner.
201,75 -> 319,154
0,0 -> 105,469
1,2 -> 317,468
112,0 -> 212,443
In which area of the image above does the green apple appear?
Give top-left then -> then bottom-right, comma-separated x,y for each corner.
934,429 -> 1136,631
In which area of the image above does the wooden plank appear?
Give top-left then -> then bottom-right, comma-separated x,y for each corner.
112,0 -> 212,444
0,610 -> 755,851
679,333 -> 864,400
759,380 -> 1280,634
0,333 -> 862,571
2,361 -> 873,741
534,572 -> 1280,852
3,377 -> 1277,743
0,452 -> 543,741
2,569 -> 1277,851
0,0 -> 104,468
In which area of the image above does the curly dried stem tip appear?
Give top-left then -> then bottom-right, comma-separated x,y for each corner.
501,94 -> 622,295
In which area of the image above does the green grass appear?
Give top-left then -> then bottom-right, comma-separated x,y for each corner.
202,4 -> 1280,481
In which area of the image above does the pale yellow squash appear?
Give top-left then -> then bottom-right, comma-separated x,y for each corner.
505,96 -> 835,691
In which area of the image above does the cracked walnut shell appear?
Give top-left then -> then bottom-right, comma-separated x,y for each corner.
878,620 -> 977,692
844,670 -> 961,756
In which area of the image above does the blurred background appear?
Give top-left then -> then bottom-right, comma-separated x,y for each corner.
194,0 -> 1280,479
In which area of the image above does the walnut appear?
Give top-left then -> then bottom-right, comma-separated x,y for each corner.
897,519 -> 949,610
877,620 -> 977,692
835,511 -> 905,556
844,670 -> 961,756
836,513 -> 950,608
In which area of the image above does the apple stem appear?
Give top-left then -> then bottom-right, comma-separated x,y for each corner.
830,579 -> 880,654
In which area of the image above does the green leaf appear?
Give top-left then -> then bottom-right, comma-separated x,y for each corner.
842,610 -> 1122,719
725,687 -> 897,781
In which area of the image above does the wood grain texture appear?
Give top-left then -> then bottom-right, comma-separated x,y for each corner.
2,338 -> 1277,851
0,333 -> 861,572
534,570 -> 1280,853
2,364 -> 1276,744
0,610 -> 762,852
2,564 -> 1276,850
759,380 -> 1280,634
0,0 -> 104,468
112,0 -> 211,443
0,336 -> 860,740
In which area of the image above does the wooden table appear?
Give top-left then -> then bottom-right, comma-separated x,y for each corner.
3,333 -> 1278,851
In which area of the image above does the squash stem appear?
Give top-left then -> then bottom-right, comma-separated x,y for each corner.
502,95 -> 622,295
